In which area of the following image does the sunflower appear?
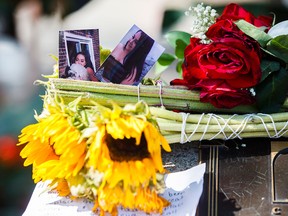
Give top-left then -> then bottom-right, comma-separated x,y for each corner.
18,91 -> 171,215
83,101 -> 171,215
18,95 -> 88,183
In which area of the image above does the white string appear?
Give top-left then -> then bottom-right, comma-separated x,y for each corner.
180,112 -> 190,144
208,114 -> 229,140
259,114 -> 273,137
156,81 -> 164,108
137,83 -> 141,102
226,114 -> 251,140
200,114 -> 213,141
275,120 -> 288,137
218,114 -> 242,140
138,81 -> 165,108
179,112 -> 288,143
187,113 -> 205,142
258,113 -> 277,137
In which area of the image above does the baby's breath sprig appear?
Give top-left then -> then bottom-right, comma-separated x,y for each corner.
155,3 -> 218,75
185,3 -> 218,43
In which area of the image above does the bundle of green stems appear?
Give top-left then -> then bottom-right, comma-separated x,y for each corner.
45,78 -> 288,143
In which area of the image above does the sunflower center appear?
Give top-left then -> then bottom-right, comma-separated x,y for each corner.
106,133 -> 151,161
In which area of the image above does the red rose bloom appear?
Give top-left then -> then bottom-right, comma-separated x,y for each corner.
217,3 -> 272,29
206,19 -> 261,56
181,38 -> 207,84
206,19 -> 241,39
182,36 -> 261,89
197,80 -> 256,109
171,3 -> 269,109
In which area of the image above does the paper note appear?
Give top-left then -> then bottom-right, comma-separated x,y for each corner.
22,163 -> 206,216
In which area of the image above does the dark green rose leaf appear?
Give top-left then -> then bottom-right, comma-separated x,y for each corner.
235,20 -> 272,47
154,53 -> 176,75
267,35 -> 288,64
260,59 -> 281,82
175,39 -> 188,59
176,60 -> 184,74
165,31 -> 192,49
255,67 -> 288,113
157,53 -> 176,66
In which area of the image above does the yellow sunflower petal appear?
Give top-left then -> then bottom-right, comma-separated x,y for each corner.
55,179 -> 71,197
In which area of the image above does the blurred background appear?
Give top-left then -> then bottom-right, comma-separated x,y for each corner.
0,0 -> 287,215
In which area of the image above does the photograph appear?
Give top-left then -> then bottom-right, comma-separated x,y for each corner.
95,24 -> 165,85
58,29 -> 100,81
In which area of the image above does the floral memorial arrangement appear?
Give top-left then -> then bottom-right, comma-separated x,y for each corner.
18,2 -> 288,216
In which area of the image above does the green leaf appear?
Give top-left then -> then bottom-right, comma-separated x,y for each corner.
157,53 -> 176,66
255,67 -> 288,113
154,61 -> 172,75
235,20 -> 272,47
165,31 -> 192,49
154,53 -> 177,75
260,59 -> 281,82
267,35 -> 288,64
176,60 -> 184,74
175,39 -> 188,59
162,31 -> 191,75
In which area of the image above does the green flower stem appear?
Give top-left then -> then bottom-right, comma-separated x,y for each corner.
49,78 -> 200,100
45,79 -> 288,143
163,131 -> 287,144
149,107 -> 288,143
150,107 -> 288,124
156,118 -> 288,133
50,89 -> 214,112
48,78 -> 259,114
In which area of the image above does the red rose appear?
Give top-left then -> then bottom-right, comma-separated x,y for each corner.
198,80 -> 256,109
181,38 -> 207,85
217,3 -> 272,29
206,19 -> 241,39
170,79 -> 192,88
206,19 -> 261,56
182,36 -> 261,89
171,3 -> 269,109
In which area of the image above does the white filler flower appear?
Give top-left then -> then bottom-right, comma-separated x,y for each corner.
185,3 -> 218,43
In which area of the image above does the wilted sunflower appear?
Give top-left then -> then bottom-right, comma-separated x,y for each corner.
81,101 -> 171,215
18,90 -> 171,215
18,95 -> 88,183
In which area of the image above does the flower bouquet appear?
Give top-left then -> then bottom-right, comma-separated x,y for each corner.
18,2 -> 288,216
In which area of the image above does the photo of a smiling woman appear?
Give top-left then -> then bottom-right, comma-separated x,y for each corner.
96,25 -> 155,85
